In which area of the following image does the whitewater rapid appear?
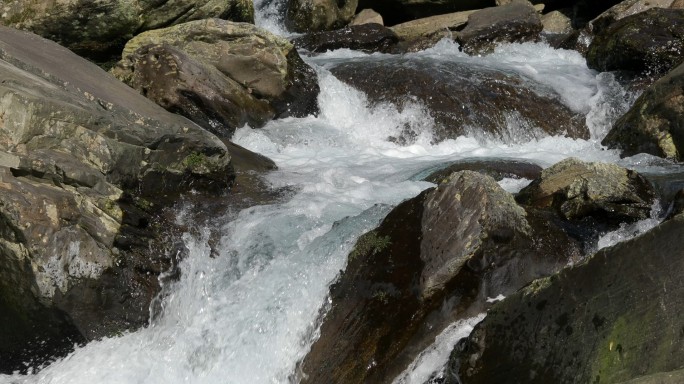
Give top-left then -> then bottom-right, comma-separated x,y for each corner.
2,37 -> 657,384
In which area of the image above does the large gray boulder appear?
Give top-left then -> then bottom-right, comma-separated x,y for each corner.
0,26 -> 233,373
299,171 -> 582,383
586,8 -> 684,75
113,19 -> 320,137
450,213 -> 684,384
356,0 -> 492,26
0,0 -> 254,63
602,62 -> 684,161
456,1 -> 543,54
285,0 -> 358,32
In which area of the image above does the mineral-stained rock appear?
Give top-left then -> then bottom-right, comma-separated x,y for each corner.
450,213 -> 684,384
586,8 -> 684,75
299,171 -> 582,383
329,56 -> 588,143
602,62 -> 684,161
0,26 -> 233,373
285,0 -> 358,32
456,2 -> 543,54
0,0 -> 254,63
113,19 -> 319,134
516,158 -> 655,224
293,23 -> 399,53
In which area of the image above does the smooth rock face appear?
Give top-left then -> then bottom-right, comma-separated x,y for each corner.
0,0 -> 254,62
457,2 -> 543,54
389,10 -> 475,42
293,23 -> 399,53
350,8 -> 384,25
0,26 -> 232,373
329,56 -> 588,143
586,8 -> 684,75
451,214 -> 684,384
602,63 -> 684,161
356,0 -> 493,26
517,158 -> 655,223
114,19 -> 319,133
299,171 -> 582,384
285,0 -> 358,32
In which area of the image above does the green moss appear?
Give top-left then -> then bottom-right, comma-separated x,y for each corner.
182,151 -> 207,168
349,230 -> 391,261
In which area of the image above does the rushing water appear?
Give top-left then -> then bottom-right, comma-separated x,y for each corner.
4,8 -> 675,384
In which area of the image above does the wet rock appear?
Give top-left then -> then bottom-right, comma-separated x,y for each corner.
0,0 -> 254,64
0,26 -> 232,373
356,0 -> 491,26
299,171 -> 582,383
294,24 -> 399,53
586,8 -> 684,75
602,62 -> 684,161
285,0 -> 358,32
329,56 -> 588,143
456,2 -> 543,55
589,0 -> 682,37
350,8 -> 384,26
422,158 -> 542,184
517,158 -> 656,224
450,213 -> 684,384
114,19 -> 319,131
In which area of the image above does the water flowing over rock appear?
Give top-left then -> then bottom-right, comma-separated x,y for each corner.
602,62 -> 684,161
285,0 -> 358,32
0,0 -> 254,63
517,158 -> 656,224
293,24 -> 399,53
113,19 -> 319,137
298,170 -> 582,383
0,26 -> 233,373
449,213 -> 684,384
329,56 -> 588,143
456,2 -> 543,54
586,8 -> 684,75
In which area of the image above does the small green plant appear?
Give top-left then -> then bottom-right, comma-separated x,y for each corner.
183,152 -> 206,168
349,231 -> 391,261
372,289 -> 390,304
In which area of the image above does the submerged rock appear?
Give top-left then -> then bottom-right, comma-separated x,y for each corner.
450,213 -> 684,384
586,8 -> 684,75
293,23 -> 399,53
0,0 -> 254,63
0,26 -> 233,373
517,158 -> 656,224
113,19 -> 319,137
299,171 -> 582,383
602,62 -> 684,161
457,2 -> 543,54
285,0 -> 358,32
329,56 -> 588,143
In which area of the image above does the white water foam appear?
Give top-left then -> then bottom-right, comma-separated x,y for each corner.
1,41 -> 643,384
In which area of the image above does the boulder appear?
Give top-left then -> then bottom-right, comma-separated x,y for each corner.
456,1 -> 543,54
602,62 -> 684,161
0,26 -> 233,373
329,56 -> 588,143
299,171 -> 583,383
350,8 -> 384,25
589,0 -> 683,36
517,158 -> 656,224
285,0 -> 358,32
586,8 -> 684,75
450,213 -> 684,384
113,19 -> 319,135
389,10 -> 475,42
0,0 -> 254,63
542,10 -> 573,34
293,23 -> 399,53
356,0 -> 492,26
